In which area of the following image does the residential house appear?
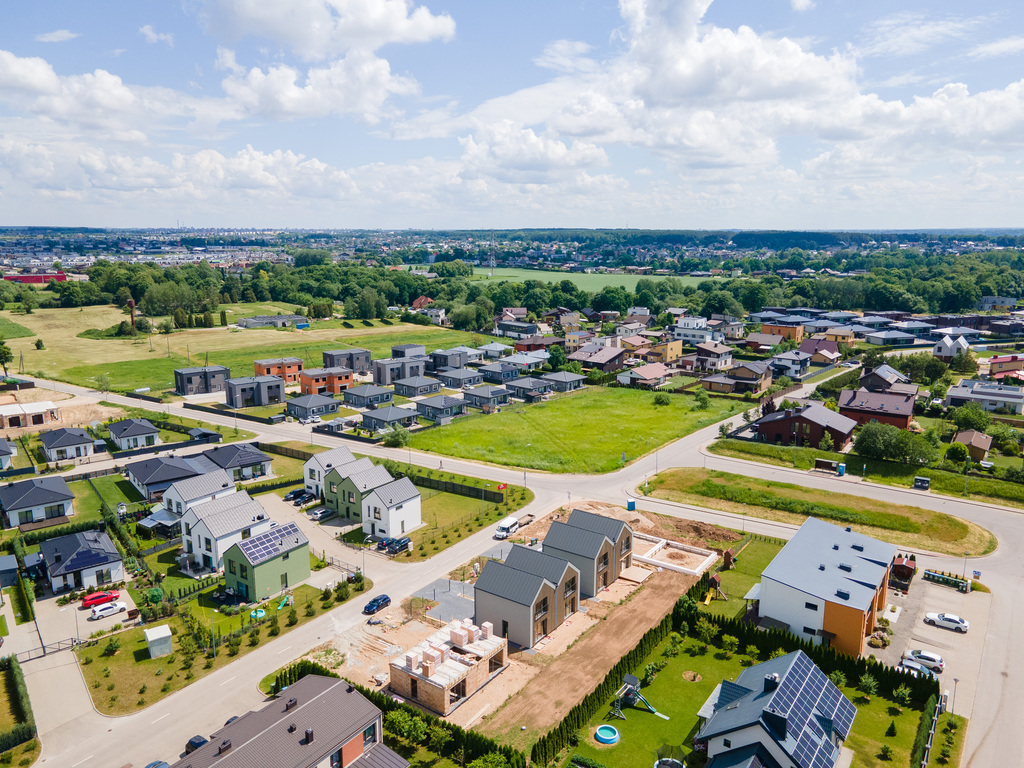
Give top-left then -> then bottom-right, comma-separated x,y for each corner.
494,320 -> 539,339
802,319 -> 843,334
167,674 -> 406,768
823,327 -> 856,344
889,320 -> 936,337
0,439 -> 16,471
40,531 -> 122,592
708,314 -> 745,339
238,314 -> 307,329
743,332 -> 784,352
953,429 -> 992,462
302,446 -> 356,497
108,418 -> 160,451
0,401 -> 62,430
756,518 -> 895,656
768,350 -> 812,379
361,406 -> 418,433
161,469 -> 236,520
480,362 -> 522,384
627,306 -> 650,316
540,510 -> 632,598
977,296 -> 1018,311
799,338 -> 840,358
865,330 -> 916,347
392,376 -> 442,398
929,326 -> 983,342
644,339 -> 684,365
567,345 -> 628,372
499,307 -> 528,321
447,345 -> 483,364
618,334 -> 651,354
174,365 -> 230,396
298,367 -> 353,395
505,377 -> 554,400
857,316 -> 894,330
361,476 -> 421,538
389,621 -> 508,716
223,522 -> 310,601
760,322 -> 804,343
478,342 -> 512,358
932,335 -> 970,362
945,379 -> 1024,414
180,491 -> 272,572
422,307 -> 447,325
513,336 -> 564,353
225,375 -> 285,409
325,462 -> 392,522
40,428 -> 96,462
411,295 -> 433,310
286,393 -> 341,421
748,310 -> 786,323
622,314 -> 657,329
616,363 -> 671,388
254,357 -> 304,382
323,348 -> 371,373
0,476 -> 75,529
859,364 -> 914,394
564,331 -> 595,354
394,343 -> 426,356
615,322 -> 646,338
701,361 -> 772,395
437,368 -> 484,389
463,385 -> 512,410
541,371 -> 586,392
125,455 -> 205,499
372,356 -> 427,387
988,354 -> 1024,379
429,348 -> 469,371
474,546 -> 580,648
672,316 -> 724,345
695,342 -> 734,373
504,352 -> 546,372
201,443 -> 272,481
415,395 -> 466,421
821,310 -> 860,322
837,388 -> 916,429
695,650 -> 856,768
753,404 -> 857,449
343,384 -> 394,409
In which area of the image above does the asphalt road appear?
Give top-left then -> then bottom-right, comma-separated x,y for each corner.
17,376 -> 1023,767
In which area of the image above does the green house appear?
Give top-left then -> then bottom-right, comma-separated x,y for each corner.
223,522 -> 310,602
324,463 -> 394,521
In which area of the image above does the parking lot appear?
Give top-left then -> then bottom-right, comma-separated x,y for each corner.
875,578 -> 990,715
34,588 -> 139,645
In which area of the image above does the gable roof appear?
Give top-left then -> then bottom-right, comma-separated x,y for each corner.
542,520 -> 612,559
344,464 -> 394,493
798,338 -> 840,356
566,508 -> 629,541
732,360 -> 770,376
771,350 -> 812,363
0,440 -> 13,458
365,477 -> 419,508
202,443 -> 271,469
861,364 -> 908,386
474,560 -> 550,606
107,418 -> 159,440
0,476 -> 74,511
504,544 -> 579,586
234,522 -> 308,566
837,388 -> 915,416
166,469 -> 235,504
39,530 -> 121,577
305,447 -> 356,477
761,517 -> 895,611
189,491 -> 267,538
323,457 -> 374,482
39,427 -> 92,450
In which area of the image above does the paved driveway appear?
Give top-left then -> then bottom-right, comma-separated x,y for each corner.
35,590 -> 137,645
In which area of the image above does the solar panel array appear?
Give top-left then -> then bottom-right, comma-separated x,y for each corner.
768,653 -> 856,768
238,522 -> 303,565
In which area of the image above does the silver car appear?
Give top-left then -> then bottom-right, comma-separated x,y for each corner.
903,649 -> 945,672
898,659 -> 936,679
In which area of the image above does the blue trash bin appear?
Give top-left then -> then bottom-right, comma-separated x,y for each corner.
838,463 -> 846,476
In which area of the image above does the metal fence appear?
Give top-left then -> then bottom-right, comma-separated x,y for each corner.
183,402 -> 278,425
16,638 -> 75,663
122,390 -> 164,404
64,466 -> 121,483
256,442 -> 315,461
109,434 -> 219,461
405,475 -> 505,503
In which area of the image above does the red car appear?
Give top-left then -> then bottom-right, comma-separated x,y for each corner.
82,590 -> 119,609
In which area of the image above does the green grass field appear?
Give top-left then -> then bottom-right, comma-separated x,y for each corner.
409,388 -> 738,473
0,316 -> 35,340
470,267 -> 732,291
700,538 -> 783,620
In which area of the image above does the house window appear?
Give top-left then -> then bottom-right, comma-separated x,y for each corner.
184,523 -> 191,536
228,560 -> 236,575
805,602 -> 818,611
18,510 -> 33,525
176,502 -> 182,515
373,508 -> 382,520
44,504 -> 64,519
97,568 -> 112,584
622,536 -> 631,552
329,482 -> 337,493
242,528 -> 251,540
240,564 -> 248,580
599,553 -> 609,571
723,739 -> 732,748
803,626 -> 817,635
204,537 -> 212,552
331,749 -> 342,768
308,468 -> 316,479
363,723 -> 377,747
283,551 -> 289,561
564,577 -> 576,598
534,597 -> 548,620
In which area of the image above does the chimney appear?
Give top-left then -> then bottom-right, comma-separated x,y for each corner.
305,728 -> 314,744
218,740 -> 232,755
784,409 -> 793,418
285,697 -> 298,711
764,673 -> 780,692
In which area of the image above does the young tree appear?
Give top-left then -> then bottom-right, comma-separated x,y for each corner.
382,424 -> 410,448
827,670 -> 847,688
0,339 -> 12,376
694,387 -> 711,411
949,350 -> 979,374
547,344 -> 568,370
219,309 -> 227,326
951,402 -> 991,432
19,291 -> 36,314
694,616 -> 719,651
721,634 -> 738,658
858,672 -> 878,697
944,441 -> 969,463
818,432 -> 834,452
427,724 -> 453,755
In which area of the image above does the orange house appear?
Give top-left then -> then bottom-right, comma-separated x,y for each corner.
299,367 -> 354,395
254,356 -> 304,383
761,322 -> 804,342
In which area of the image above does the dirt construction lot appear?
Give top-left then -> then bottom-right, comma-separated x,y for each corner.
476,568 -> 695,749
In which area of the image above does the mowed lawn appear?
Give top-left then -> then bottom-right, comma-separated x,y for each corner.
409,388 -> 738,473
470,267 -> 734,291
700,538 -> 783,621
0,316 -> 35,340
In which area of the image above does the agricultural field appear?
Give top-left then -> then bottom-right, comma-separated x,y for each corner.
470,266 -> 732,291
409,387 -> 738,473
644,468 -> 995,556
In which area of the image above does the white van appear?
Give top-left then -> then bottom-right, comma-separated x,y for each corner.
494,516 -> 520,539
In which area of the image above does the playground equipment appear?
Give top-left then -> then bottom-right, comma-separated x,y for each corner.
654,745 -> 686,768
705,573 -> 728,603
595,725 -> 620,744
609,674 -> 670,721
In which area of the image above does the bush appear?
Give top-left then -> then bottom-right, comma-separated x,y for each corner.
653,393 -> 670,407
287,608 -> 299,626
885,719 -> 897,737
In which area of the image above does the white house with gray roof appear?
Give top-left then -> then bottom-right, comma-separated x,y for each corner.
179,491 -> 272,572
0,476 -> 75,529
39,530 -> 123,592
40,427 -> 96,462
302,446 -> 356,497
107,418 -> 160,450
361,476 -> 421,539
0,439 -> 15,471
161,469 -> 236,519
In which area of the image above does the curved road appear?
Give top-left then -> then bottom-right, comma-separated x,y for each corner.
20,379 -> 1021,767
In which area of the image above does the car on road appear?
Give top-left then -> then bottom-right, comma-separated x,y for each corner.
283,488 -> 305,501
292,492 -> 316,506
925,612 -> 969,633
82,590 -> 120,609
897,659 -> 936,679
841,361 -> 859,367
903,649 -> 945,672
386,536 -> 413,555
363,595 -> 391,615
308,506 -> 334,522
311,414 -> 321,423
90,601 -> 127,621
375,537 -> 396,551
185,735 -> 209,754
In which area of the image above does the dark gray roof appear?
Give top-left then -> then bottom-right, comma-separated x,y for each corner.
465,385 -> 510,399
0,439 -> 12,458
175,365 -> 230,375
504,544 -> 578,586
393,376 -> 438,388
172,675 -> 401,768
698,650 -> 855,768
756,404 -> 856,434
541,371 -> 586,383
706,743 -> 781,768
202,443 -> 271,469
862,364 -> 908,385
347,384 -> 392,398
255,357 -> 303,365
734,360 -> 770,375
416,395 -> 464,410
480,362 -> 520,373
0,555 -> 16,573
125,456 -> 203,486
107,418 -> 159,440
761,517 -> 896,611
771,350 -> 812,363
0,476 -> 73,511
362,406 -> 417,424
438,367 -> 480,381
39,531 -> 121,577
39,428 -> 92,450
235,522 -> 307,566
474,559 -> 549,606
542,521 -> 612,559
288,393 -> 336,409
566,509 -> 628,542
837,388 -> 915,415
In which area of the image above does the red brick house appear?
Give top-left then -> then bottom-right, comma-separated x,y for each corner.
837,388 -> 915,429
254,357 -> 304,383
754,403 -> 857,448
411,295 -> 434,310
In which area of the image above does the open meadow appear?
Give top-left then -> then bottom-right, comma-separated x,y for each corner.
471,267 -> 731,291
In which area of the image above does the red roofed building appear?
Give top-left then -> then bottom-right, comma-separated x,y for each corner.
411,296 -> 434,310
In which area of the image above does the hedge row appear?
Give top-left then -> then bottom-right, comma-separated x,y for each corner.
350,681 -> 526,768
14,572 -> 33,624
272,659 -> 338,695
910,694 -> 939,767
0,657 -> 36,752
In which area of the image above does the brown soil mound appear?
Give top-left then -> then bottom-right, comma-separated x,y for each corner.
682,671 -> 702,682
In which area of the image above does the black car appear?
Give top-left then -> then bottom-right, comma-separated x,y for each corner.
283,488 -> 305,501
363,595 -> 391,614
292,492 -> 315,506
386,537 -> 413,555
224,715 -> 240,727
375,537 -> 395,551
185,735 -> 209,754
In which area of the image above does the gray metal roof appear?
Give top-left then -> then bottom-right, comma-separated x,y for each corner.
301,367 -> 352,377
166,469 -> 235,504
39,530 -> 121,577
506,376 -> 550,391
465,385 -> 510,399
566,509 -> 629,542
345,464 -> 394,493
226,375 -> 285,386
0,439 -> 12,458
255,357 -> 303,365
189,491 -> 268,538
126,456 -> 203,486
761,517 -> 895,611
347,384 -> 392,398
39,427 -> 92,450
288,393 -> 336,409
416,395 -> 464,410
107,418 -> 159,439
323,457 -> 374,481
862,364 -> 908,385
365,477 -> 419,508
438,368 -> 481,381
171,675 -> 399,768
175,365 -> 230,375
756,404 -> 856,434
706,742 -> 783,768
235,522 -> 308,566
541,371 -> 586,383
202,443 -> 271,469
504,544 -> 579,586
305,447 -> 356,475
393,376 -> 438,388
542,521 -> 611,559
474,559 -> 549,606
0,476 -> 73,511
362,406 -> 417,424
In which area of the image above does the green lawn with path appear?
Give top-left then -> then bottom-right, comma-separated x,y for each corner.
409,388 -> 738,473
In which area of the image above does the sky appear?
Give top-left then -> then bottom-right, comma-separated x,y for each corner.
2,0 -> 1024,230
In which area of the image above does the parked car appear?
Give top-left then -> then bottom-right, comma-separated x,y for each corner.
903,649 -> 945,672
185,735 -> 209,754
224,715 -> 239,727
897,659 -> 936,679
144,762 -> 170,768
299,416 -> 313,425
90,601 -> 128,621
283,488 -> 305,501
925,612 -> 969,633
363,595 -> 391,615
292,492 -> 316,507
386,537 -> 413,555
311,414 -> 321,423
375,538 -> 396,551
308,506 -> 334,522
82,590 -> 120,609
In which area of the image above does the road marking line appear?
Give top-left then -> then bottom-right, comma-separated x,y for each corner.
219,676 -> 236,686
71,757 -> 93,767
276,645 -> 293,655
151,713 -> 169,723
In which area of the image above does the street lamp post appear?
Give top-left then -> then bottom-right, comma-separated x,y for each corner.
963,552 -> 969,579
362,535 -> 373,577
952,677 -> 959,714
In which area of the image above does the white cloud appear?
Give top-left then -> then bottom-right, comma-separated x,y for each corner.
534,41 -> 597,73
139,25 -> 174,46
459,121 -> 607,183
968,35 -> 1024,59
204,0 -> 455,60
790,0 -> 815,11
35,30 -> 79,43
857,13 -> 982,58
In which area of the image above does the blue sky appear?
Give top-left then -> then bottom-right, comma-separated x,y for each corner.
2,0 -> 1024,229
